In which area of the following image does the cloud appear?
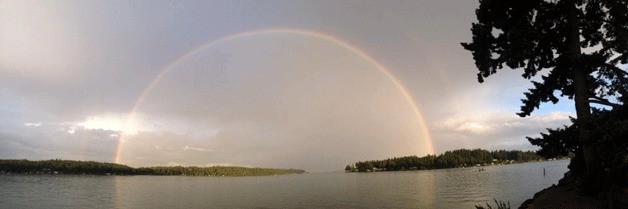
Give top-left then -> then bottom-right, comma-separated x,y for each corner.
431,111 -> 573,151
0,0 -> 576,172
0,1 -> 86,81
456,122 -> 490,133
183,146 -> 212,152
436,111 -> 573,135
0,123 -> 119,162
23,123 -> 41,127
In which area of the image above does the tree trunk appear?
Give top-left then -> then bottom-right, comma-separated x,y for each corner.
566,1 -> 599,177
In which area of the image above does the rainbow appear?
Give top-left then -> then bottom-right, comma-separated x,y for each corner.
115,28 -> 434,164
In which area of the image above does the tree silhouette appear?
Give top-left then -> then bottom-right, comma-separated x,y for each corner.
461,0 -> 627,178
0,159 -> 305,176
349,149 -> 542,172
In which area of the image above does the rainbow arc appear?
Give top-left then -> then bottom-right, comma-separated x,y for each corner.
115,28 -> 434,164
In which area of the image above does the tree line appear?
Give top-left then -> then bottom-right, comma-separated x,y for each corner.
0,159 -> 305,176
346,149 -> 547,172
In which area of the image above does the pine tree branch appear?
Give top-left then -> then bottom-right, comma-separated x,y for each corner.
589,96 -> 622,108
604,63 -> 628,76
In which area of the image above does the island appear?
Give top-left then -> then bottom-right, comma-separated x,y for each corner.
345,148 -> 559,172
0,159 -> 305,177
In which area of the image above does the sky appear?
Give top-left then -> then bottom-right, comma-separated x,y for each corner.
0,0 -> 575,172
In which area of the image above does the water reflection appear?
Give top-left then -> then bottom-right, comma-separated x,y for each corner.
0,175 -> 116,209
434,160 -> 568,208
1,160 -> 568,209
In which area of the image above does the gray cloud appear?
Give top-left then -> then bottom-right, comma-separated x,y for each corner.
0,124 -> 118,162
0,0 -> 574,172
113,36 -> 432,172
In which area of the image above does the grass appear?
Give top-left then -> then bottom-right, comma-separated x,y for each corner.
475,199 -> 511,209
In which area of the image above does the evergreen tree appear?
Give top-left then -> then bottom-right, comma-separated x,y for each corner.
461,0 -> 627,177
348,148 -> 543,172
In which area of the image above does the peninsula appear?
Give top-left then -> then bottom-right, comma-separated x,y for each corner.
0,159 -> 305,177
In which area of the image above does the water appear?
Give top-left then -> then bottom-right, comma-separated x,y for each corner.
0,160 -> 568,209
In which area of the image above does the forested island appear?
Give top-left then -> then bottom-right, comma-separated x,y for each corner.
0,159 -> 305,177
345,149 -> 556,172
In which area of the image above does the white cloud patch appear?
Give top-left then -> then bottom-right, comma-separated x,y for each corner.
183,146 -> 212,152
80,115 -> 126,131
456,122 -> 489,133
438,111 -> 573,135
23,123 -> 41,127
431,110 -> 573,151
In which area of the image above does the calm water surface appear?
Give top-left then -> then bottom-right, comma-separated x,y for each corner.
0,160 -> 568,208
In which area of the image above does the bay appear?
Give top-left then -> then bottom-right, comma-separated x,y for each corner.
0,160 -> 568,209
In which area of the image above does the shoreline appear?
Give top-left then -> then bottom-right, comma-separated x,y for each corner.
519,171 -> 628,209
346,158 -> 569,173
0,159 -> 305,177
519,173 -> 603,209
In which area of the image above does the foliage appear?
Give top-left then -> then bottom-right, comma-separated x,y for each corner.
347,149 -> 545,172
0,159 -> 135,175
528,107 -> 628,189
462,0 -> 628,196
0,159 -> 305,177
461,0 -> 628,117
139,166 -> 305,177
527,119 -> 579,159
475,199 -> 511,209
